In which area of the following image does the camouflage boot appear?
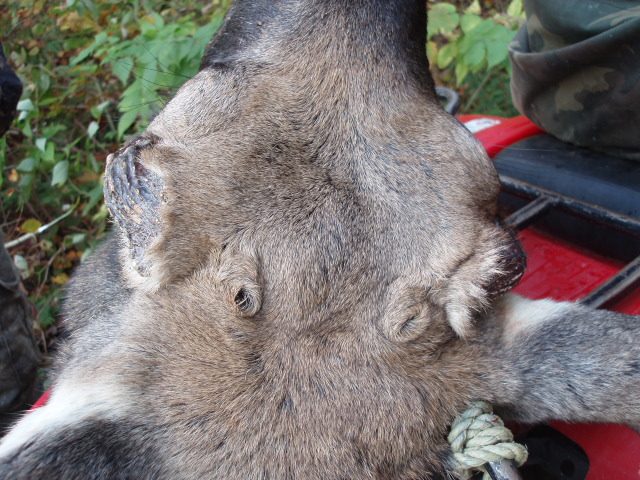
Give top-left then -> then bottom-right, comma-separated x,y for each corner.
509,0 -> 640,160
0,232 -> 42,431
0,43 -> 42,431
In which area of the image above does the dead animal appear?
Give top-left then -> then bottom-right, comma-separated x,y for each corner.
0,0 -> 638,479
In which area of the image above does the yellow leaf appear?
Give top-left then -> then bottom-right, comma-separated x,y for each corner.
52,273 -> 70,285
426,41 -> 438,63
33,0 -> 45,15
76,171 -> 101,184
20,218 -> 42,233
56,11 -> 95,32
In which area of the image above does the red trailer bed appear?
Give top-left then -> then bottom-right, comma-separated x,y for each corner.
461,114 -> 640,480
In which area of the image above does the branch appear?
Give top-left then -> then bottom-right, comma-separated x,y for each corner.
4,206 -> 77,249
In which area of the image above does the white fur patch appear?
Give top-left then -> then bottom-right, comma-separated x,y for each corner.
500,293 -> 571,343
0,376 -> 131,459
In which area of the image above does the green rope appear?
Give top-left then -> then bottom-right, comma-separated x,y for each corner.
448,401 -> 528,480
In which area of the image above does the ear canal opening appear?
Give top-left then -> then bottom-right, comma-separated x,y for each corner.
232,282 -> 262,317
235,288 -> 253,312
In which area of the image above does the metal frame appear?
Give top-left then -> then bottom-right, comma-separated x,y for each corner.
500,175 -> 640,309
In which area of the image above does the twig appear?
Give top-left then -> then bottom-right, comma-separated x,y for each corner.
463,71 -> 492,113
4,207 -> 76,249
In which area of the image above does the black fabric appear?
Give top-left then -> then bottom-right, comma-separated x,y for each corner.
509,0 -> 640,160
0,231 -> 42,424
0,42 -> 23,137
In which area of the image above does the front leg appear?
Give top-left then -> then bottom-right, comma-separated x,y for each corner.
487,294 -> 640,429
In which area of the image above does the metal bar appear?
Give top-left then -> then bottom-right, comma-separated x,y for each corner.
486,460 -> 524,480
505,196 -> 557,230
500,175 -> 640,238
580,254 -> 640,308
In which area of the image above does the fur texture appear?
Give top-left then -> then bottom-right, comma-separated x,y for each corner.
1,1 -> 638,478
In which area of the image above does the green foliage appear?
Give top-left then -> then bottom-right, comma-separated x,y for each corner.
0,0 -> 231,331
427,0 -> 525,115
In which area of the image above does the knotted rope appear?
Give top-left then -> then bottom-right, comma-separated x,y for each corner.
448,401 -> 528,480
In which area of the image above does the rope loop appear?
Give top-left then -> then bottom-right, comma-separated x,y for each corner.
448,401 -> 528,480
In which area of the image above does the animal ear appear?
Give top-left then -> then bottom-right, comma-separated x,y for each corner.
381,280 -> 435,343
438,249 -> 503,338
104,134 -> 167,286
217,244 -> 262,317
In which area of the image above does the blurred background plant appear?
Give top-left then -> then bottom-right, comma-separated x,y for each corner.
0,0 -> 523,351
428,0 -> 524,115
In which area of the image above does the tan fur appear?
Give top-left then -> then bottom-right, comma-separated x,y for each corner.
0,2 -> 638,479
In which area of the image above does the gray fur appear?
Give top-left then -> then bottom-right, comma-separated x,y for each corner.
0,1 -> 638,478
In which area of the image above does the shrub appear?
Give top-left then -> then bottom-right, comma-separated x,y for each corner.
427,0 -> 525,115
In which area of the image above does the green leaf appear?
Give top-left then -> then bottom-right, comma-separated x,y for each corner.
17,99 -> 34,112
82,184 -> 104,216
465,0 -> 482,15
41,124 -> 66,138
68,233 -> 87,245
21,122 -> 33,138
151,12 -> 165,30
87,121 -> 99,138
118,81 -> 142,110
21,218 -> 42,233
71,31 -> 108,66
428,3 -> 460,39
464,41 -> 486,70
117,109 -> 138,139
17,157 -> 36,173
35,137 -> 47,153
461,14 -> 482,34
19,172 -> 34,188
486,39 -> 509,68
38,73 -> 51,92
91,100 -> 110,120
51,160 -> 69,186
140,19 -> 158,38
44,142 -> 56,164
507,0 -> 524,18
455,62 -> 470,85
112,57 -> 133,85
437,43 -> 457,69
13,255 -> 29,278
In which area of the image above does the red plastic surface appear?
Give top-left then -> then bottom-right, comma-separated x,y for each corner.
459,114 -> 544,158
466,114 -> 640,479
514,229 -> 640,480
515,229 -> 640,315
30,388 -> 50,410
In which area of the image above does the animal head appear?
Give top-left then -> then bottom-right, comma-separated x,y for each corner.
105,0 -> 525,340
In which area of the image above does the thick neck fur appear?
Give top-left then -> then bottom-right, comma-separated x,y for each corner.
201,0 -> 433,91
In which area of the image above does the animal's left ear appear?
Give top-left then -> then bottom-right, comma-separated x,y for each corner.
381,282 -> 435,343
103,134 -> 168,289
